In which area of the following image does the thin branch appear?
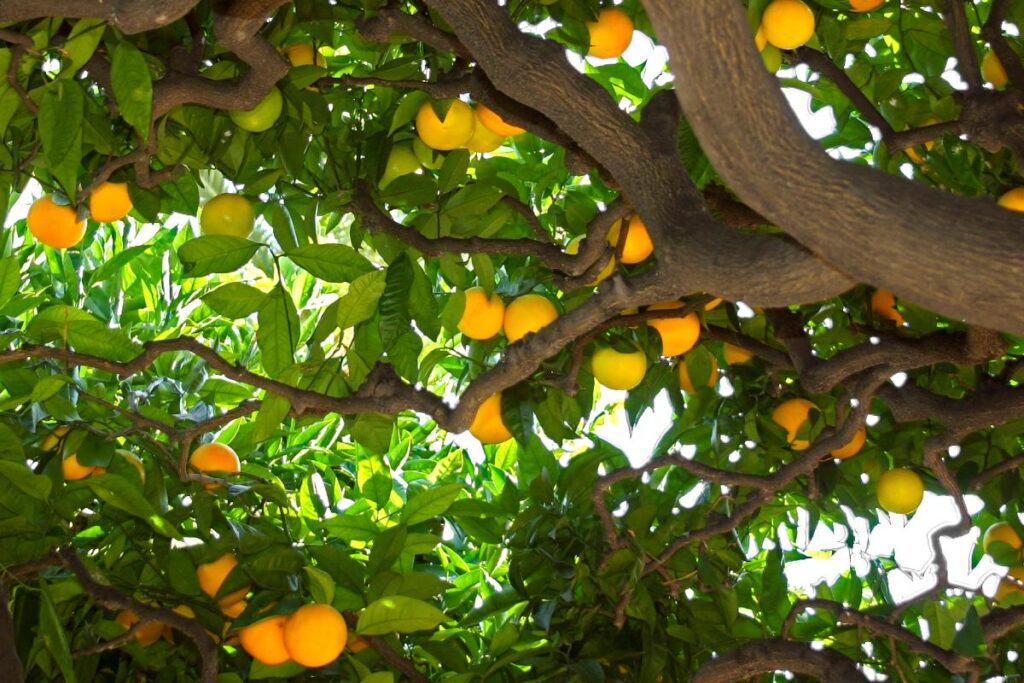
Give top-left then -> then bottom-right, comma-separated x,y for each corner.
944,1 -> 982,90
981,0 -> 1024,90
342,612 -> 430,683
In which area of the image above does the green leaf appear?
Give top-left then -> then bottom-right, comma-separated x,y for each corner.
178,236 -> 261,277
30,375 -> 67,403
61,19 -> 106,77
337,270 -> 387,330
0,256 -> 20,304
257,285 -> 299,377
39,583 -> 77,683
357,451 -> 393,508
402,483 -> 462,527
203,282 -> 267,318
250,661 -> 306,680
362,673 -> 395,683
252,393 -> 291,443
0,461 -> 51,501
952,606 -> 985,656
38,80 -> 84,197
81,473 -> 180,538
287,244 -> 374,282
389,91 -> 429,135
0,424 -> 25,463
26,305 -> 142,362
87,243 -> 152,285
304,565 -> 336,605
379,254 -> 413,349
437,149 -> 470,194
367,524 -> 407,576
111,41 -> 153,139
357,595 -> 450,635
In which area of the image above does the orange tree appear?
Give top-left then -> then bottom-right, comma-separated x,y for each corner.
1,0 -> 1024,680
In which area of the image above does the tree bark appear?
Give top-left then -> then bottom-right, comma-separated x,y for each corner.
693,639 -> 866,683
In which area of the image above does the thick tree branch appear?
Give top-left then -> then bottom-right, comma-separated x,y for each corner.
692,638 -> 866,683
0,0 -> 200,34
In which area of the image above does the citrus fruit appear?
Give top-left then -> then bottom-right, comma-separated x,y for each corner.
412,137 -> 444,170
762,0 -> 816,50
240,614 -> 291,666
772,398 -> 817,450
469,393 -> 513,444
283,603 -> 348,668
647,302 -> 700,356
998,187 -> 1024,212
89,182 -> 133,222
850,0 -> 883,11
984,522 -> 1023,554
228,87 -> 283,133
876,468 -> 924,515
755,25 -> 767,51
586,8 -> 634,59
458,287 -> 505,340
831,427 -> 866,460
678,355 -> 718,394
566,235 -> 615,286
871,288 -> 905,326
221,599 -> 247,619
286,43 -> 326,68
348,635 -> 370,653
190,442 -> 241,477
41,426 -> 71,452
982,49 -> 1008,88
476,103 -> 525,137
115,609 -> 165,646
466,109 -> 506,153
592,347 -> 648,391
62,453 -> 99,480
379,144 -> 421,189
998,566 -> 1024,601
724,344 -> 754,365
200,193 -> 254,238
27,196 -> 87,248
416,99 -> 475,151
607,216 -> 654,264
503,293 -> 559,343
704,298 -> 723,310
196,553 -> 248,605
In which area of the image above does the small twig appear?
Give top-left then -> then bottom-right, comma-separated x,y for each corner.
342,612 -> 430,683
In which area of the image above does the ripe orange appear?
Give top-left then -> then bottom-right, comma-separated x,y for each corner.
229,87 -> 283,133
466,108 -> 506,153
503,293 -> 559,343
586,8 -> 634,59
221,599 -> 247,619
196,553 -> 248,605
723,344 -> 754,365
282,603 -> 348,668
285,43 -> 326,68
754,25 -> 767,51
27,196 -> 87,248
607,216 -> 654,264
876,468 -> 924,515
678,355 -> 718,394
62,453 -> 99,480
469,393 -> 513,444
871,288 -> 905,326
850,0 -> 884,11
416,99 -> 475,151
831,426 -> 866,460
762,0 -> 816,50
458,287 -> 505,340
566,235 -> 616,286
240,614 -> 291,666
998,187 -> 1024,212
190,442 -> 241,476
982,49 -> 1008,88
115,609 -> 165,646
89,182 -> 133,222
997,566 -> 1024,601
772,398 -> 817,450
200,194 -> 254,238
647,302 -> 700,356
476,103 -> 525,137
984,522 -> 1023,554
592,347 -> 648,391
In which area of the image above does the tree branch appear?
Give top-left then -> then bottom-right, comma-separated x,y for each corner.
0,0 -> 200,34
0,580 -> 24,683
692,638 -> 866,683
342,612 -> 429,683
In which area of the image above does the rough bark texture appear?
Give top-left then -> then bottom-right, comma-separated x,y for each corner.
692,639 -> 867,682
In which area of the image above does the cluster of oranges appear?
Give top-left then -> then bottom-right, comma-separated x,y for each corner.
25,181 -> 133,249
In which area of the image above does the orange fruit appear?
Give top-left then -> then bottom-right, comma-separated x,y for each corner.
831,427 -> 866,460
984,522 -> 1023,554
876,468 -> 924,515
348,635 -> 370,653
647,302 -> 700,356
850,0 -> 884,11
772,398 -> 817,450
240,614 -> 291,666
40,426 -> 70,452
762,0 -> 816,50
458,287 -> 505,340
566,235 -> 616,286
416,99 -> 475,151
27,196 -> 87,248
465,109 -> 507,153
476,103 -> 525,137
678,355 -> 718,394
586,8 -> 634,59
62,453 -> 99,480
190,442 -> 241,475
221,599 -> 247,619
200,194 -> 254,238
282,603 -> 348,668
196,553 -> 248,605
285,43 -> 326,68
469,393 -> 513,444
592,347 -> 648,391
997,566 -> 1024,601
755,25 -> 767,51
723,344 -> 754,365
982,49 -> 1008,88
228,87 -> 283,133
115,609 -> 165,646
503,293 -> 559,343
871,288 -> 905,326
607,216 -> 654,264
998,187 -> 1024,212
89,182 -> 133,222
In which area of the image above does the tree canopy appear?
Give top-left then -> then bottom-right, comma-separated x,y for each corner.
2,0 -> 1024,681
